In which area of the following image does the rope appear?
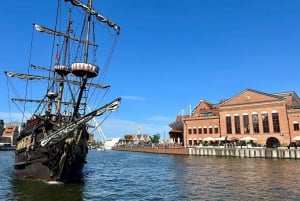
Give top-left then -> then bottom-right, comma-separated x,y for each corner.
100,34 -> 120,83
90,110 -> 113,134
22,25 -> 37,122
88,33 -> 119,109
6,77 -> 12,123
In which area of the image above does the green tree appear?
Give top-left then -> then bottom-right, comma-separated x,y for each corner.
149,134 -> 160,144
124,135 -> 133,143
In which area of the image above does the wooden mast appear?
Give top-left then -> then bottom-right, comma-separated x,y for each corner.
56,10 -> 73,115
73,0 -> 92,119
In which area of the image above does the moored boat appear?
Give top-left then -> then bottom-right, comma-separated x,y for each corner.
5,0 -> 121,182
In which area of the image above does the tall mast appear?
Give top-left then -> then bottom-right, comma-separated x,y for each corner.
73,0 -> 92,118
63,0 -> 120,119
56,10 -> 73,114
84,0 -> 92,64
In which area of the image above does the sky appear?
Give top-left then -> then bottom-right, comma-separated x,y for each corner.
1,0 -> 300,140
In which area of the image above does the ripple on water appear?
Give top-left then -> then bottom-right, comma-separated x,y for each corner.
2,150 -> 300,200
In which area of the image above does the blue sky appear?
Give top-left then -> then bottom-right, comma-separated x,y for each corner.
1,0 -> 300,140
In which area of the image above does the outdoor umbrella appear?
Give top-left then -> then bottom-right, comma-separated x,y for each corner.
293,136 -> 300,141
217,136 -> 226,141
203,137 -> 215,141
240,136 -> 256,142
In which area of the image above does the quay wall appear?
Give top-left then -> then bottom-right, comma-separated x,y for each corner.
190,147 -> 300,159
112,146 -> 189,155
113,146 -> 300,159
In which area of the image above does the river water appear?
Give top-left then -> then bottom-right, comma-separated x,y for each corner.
1,149 -> 300,201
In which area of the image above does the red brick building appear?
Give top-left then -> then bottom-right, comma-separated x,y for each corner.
169,89 -> 300,148
1,125 -> 18,145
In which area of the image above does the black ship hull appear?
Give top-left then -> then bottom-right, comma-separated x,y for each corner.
14,142 -> 88,182
14,120 -> 89,182
13,97 -> 120,182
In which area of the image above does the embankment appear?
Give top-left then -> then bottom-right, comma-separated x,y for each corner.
113,146 -> 189,155
113,146 -> 300,159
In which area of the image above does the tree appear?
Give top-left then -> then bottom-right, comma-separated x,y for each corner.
149,134 -> 160,144
124,135 -> 133,143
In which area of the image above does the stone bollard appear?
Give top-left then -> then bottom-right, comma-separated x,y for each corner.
272,149 -> 278,158
296,150 -> 300,159
235,149 -> 240,157
240,149 -> 245,157
284,150 -> 290,159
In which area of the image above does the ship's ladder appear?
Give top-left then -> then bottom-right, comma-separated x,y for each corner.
78,87 -> 89,116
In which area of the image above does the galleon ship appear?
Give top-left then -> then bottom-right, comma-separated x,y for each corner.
4,0 -> 121,182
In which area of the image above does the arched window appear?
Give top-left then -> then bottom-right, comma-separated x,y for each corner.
252,112 -> 259,133
294,121 -> 299,131
226,114 -> 232,134
198,127 -> 202,134
193,127 -> 197,134
243,113 -> 250,134
188,127 -> 192,134
214,126 -> 219,134
272,111 -> 280,133
261,111 -> 270,133
234,114 -> 241,134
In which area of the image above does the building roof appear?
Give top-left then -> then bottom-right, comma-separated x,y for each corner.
219,88 -> 286,107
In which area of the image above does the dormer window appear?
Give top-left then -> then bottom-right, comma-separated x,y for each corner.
200,111 -> 212,117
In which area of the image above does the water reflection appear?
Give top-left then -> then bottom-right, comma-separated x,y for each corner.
172,156 -> 300,200
2,150 -> 300,200
10,178 -> 84,201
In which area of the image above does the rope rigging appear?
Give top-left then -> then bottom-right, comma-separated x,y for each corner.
5,0 -> 120,123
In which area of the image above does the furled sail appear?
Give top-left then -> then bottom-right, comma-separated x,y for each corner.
65,0 -> 120,34
34,24 -> 97,47
40,97 -> 121,147
11,98 -> 86,107
31,64 -> 53,72
5,71 -> 109,89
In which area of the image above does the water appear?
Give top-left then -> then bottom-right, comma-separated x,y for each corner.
1,150 -> 300,201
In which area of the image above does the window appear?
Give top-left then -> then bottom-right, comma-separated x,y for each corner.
234,115 -> 241,134
198,127 -> 202,134
272,112 -> 280,133
200,111 -> 212,117
189,140 -> 192,146
209,127 -> 213,134
243,114 -> 250,134
188,128 -> 192,134
226,116 -> 232,134
193,128 -> 197,134
203,127 -> 207,134
214,127 -> 219,134
262,112 -> 270,133
193,140 -> 197,145
294,122 -> 299,131
252,113 -> 259,133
